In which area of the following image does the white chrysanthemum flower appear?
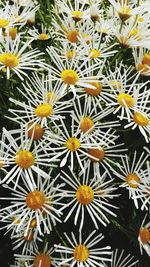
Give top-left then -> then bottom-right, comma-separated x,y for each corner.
0,173 -> 64,236
15,243 -> 58,267
60,164 -> 119,230
0,34 -> 47,79
55,0 -> 89,22
44,117 -> 102,172
95,18 -> 114,41
72,96 -> 120,140
85,130 -> 127,177
0,126 -> 53,188
79,33 -> 118,63
113,151 -> 148,209
28,25 -> 51,41
123,89 -> 150,143
102,248 -> 139,267
106,68 -> 149,122
56,230 -> 112,267
138,215 -> 150,256
8,72 -> 70,128
46,46 -> 101,96
133,48 -> 150,76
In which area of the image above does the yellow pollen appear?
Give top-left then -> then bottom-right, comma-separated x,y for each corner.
30,218 -> 37,228
84,82 -> 102,96
0,18 -> 10,28
0,53 -> 19,68
38,33 -> 49,40
118,6 -> 132,21
138,16 -> 144,23
126,173 -> 141,188
0,160 -> 4,168
15,150 -> 35,169
142,54 -> 150,66
61,69 -> 79,85
34,254 -> 51,267
66,137 -> 81,151
110,80 -> 122,89
9,27 -> 17,40
74,245 -> 89,262
27,123 -> 44,140
26,190 -> 45,210
76,185 -> 94,205
139,227 -> 150,244
136,63 -> 149,74
66,50 -> 78,60
117,93 -> 134,107
35,103 -> 53,118
80,117 -> 94,133
71,11 -> 83,22
89,49 -> 101,59
67,30 -> 79,43
12,216 -> 20,225
133,112 -> 149,126
88,147 -> 105,162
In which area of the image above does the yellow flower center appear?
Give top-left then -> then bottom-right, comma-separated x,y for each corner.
61,69 -> 79,85
84,82 -> 102,96
66,137 -> 81,151
38,33 -> 49,40
35,103 -> 53,118
26,190 -> 45,210
142,54 -> 150,66
76,185 -> 94,205
129,28 -> 139,37
30,218 -> 37,228
88,148 -> 105,162
117,93 -> 134,107
136,63 -> 149,74
27,123 -> 44,140
110,80 -> 122,89
15,150 -> 35,169
12,216 -> 20,225
67,30 -> 79,43
71,11 -> 83,22
138,16 -> 144,23
74,245 -> 89,262
89,49 -> 101,59
126,173 -> 141,188
66,50 -> 78,60
0,53 -> 19,68
0,18 -> 10,28
34,254 -> 51,267
118,6 -> 132,21
139,227 -> 150,244
133,112 -> 149,126
9,27 -> 17,40
80,117 -> 94,133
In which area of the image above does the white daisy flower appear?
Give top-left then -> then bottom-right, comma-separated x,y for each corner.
138,215 -> 150,256
102,248 -> 139,267
0,126 -> 53,188
46,46 -> 101,96
55,230 -> 112,267
28,25 -> 51,41
0,34 -> 47,79
123,88 -> 150,143
60,163 -> 119,230
106,68 -> 149,122
113,151 -> 148,209
8,72 -> 71,128
72,96 -> 120,140
0,172 -> 64,236
44,117 -> 102,172
15,243 -> 58,267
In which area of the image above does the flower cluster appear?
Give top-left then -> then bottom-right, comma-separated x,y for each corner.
0,0 -> 150,266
